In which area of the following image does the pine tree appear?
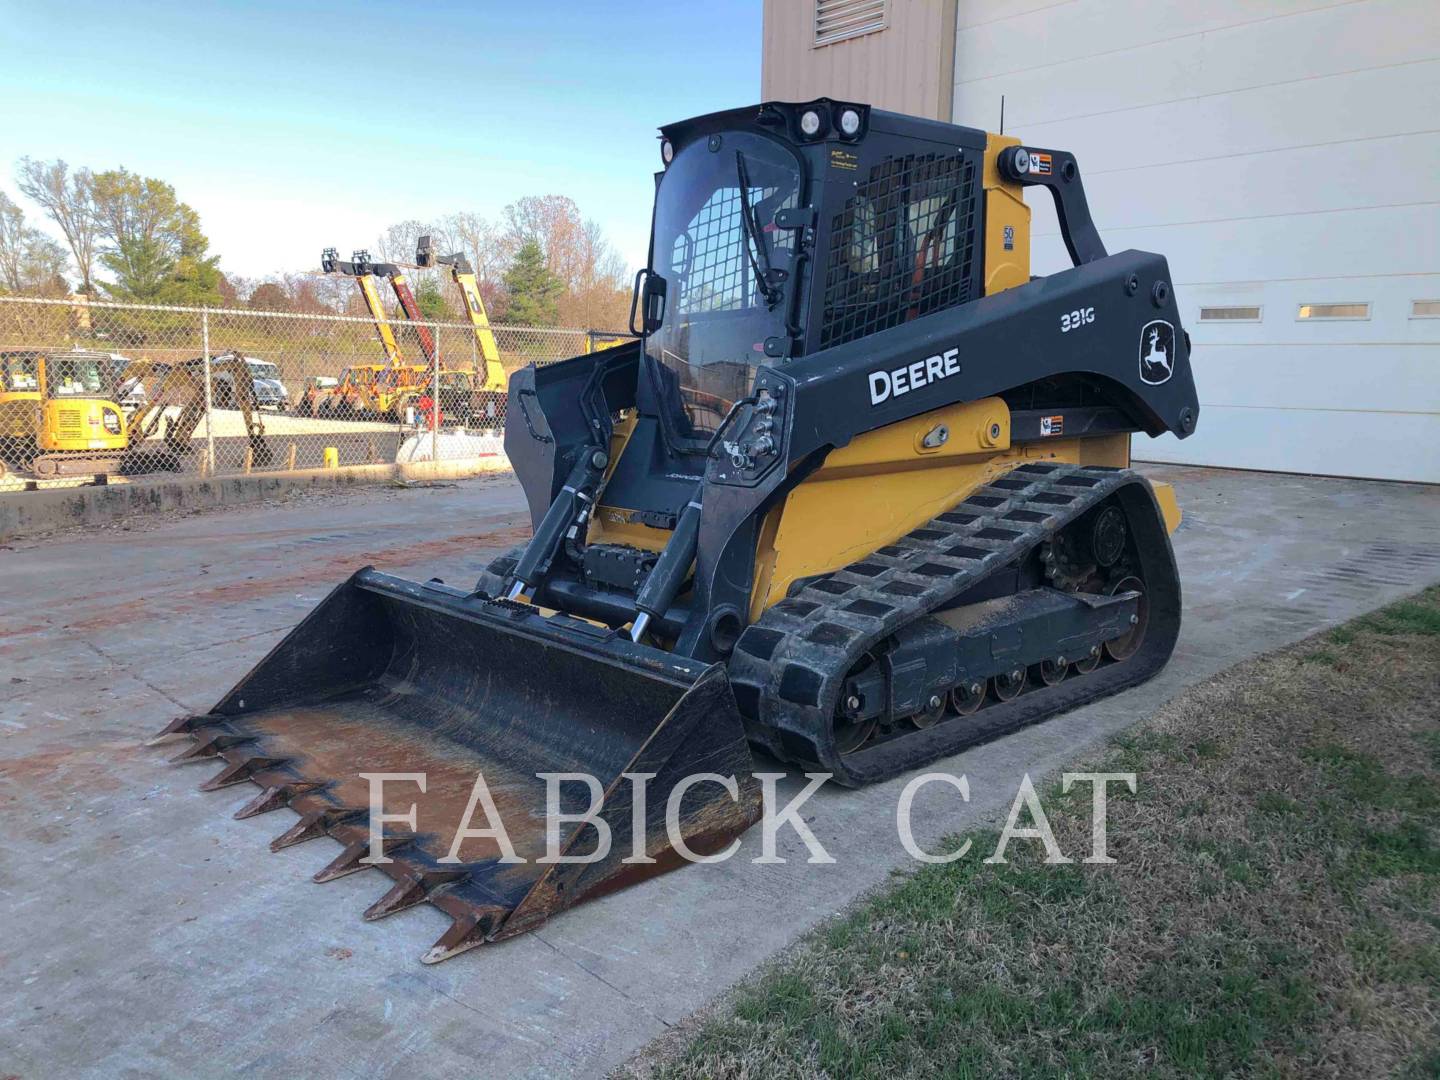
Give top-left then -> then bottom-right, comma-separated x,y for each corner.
501,239 -> 562,326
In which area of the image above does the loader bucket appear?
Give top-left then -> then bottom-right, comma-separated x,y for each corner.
152,569 -> 761,963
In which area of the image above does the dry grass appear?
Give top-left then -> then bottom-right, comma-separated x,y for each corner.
622,588 -> 1440,1079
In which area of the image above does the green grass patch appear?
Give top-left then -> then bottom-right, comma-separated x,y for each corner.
633,587 -> 1440,1080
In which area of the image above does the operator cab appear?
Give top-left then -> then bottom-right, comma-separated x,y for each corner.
636,100 -> 988,458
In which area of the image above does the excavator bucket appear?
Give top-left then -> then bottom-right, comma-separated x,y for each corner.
151,569 -> 761,963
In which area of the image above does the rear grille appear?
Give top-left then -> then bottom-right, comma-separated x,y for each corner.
56,409 -> 85,438
819,152 -> 980,350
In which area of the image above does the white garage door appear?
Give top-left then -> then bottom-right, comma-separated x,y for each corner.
953,0 -> 1440,482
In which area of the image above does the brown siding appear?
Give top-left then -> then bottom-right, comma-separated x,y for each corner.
761,0 -> 957,120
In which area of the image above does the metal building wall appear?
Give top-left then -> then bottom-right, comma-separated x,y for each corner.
761,0 -> 958,120
952,0 -> 1440,482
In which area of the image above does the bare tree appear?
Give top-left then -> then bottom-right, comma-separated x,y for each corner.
308,271 -> 353,313
0,192 -> 68,295
374,218 -> 450,308
444,211 -> 516,285
0,192 -> 25,291
22,233 -> 70,296
16,158 -> 98,295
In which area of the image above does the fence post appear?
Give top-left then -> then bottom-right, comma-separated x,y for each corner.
201,309 -> 216,476
431,322 -> 440,465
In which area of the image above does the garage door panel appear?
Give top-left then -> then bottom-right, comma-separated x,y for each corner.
957,0 -> 1355,86
954,0 -> 1440,126
1031,203 -> 1440,282
1187,345 -> 1439,413
1134,407 -> 1440,483
1082,133 -> 1440,229
1007,61 -> 1440,175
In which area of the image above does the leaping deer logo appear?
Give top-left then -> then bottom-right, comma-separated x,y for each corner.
1139,320 -> 1176,385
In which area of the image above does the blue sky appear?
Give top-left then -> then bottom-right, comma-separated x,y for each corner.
0,0 -> 761,279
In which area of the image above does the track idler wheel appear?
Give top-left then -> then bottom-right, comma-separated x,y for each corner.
950,679 -> 985,717
991,666 -> 1027,702
1104,575 -> 1149,662
909,693 -> 946,730
834,714 -> 877,754
1073,644 -> 1102,674
1034,657 -> 1068,687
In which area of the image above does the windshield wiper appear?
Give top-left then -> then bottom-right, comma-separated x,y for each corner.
735,152 -> 784,309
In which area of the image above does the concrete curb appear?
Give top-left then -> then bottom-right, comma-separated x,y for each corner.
0,456 -> 513,541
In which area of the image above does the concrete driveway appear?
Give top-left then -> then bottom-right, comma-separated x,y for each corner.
2,466 -> 1437,1078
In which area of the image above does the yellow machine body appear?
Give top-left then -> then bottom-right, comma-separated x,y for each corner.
0,352 -> 129,476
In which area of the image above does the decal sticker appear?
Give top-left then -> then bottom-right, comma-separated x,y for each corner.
829,147 -> 858,171
1028,151 -> 1052,176
1060,306 -> 1095,333
868,347 -> 961,405
1040,415 -> 1063,437
1003,224 -> 1015,251
1139,319 -> 1176,385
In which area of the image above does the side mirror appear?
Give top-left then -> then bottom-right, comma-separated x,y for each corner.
629,269 -> 668,336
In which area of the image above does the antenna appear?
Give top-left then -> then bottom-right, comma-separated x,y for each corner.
999,95 -> 1005,135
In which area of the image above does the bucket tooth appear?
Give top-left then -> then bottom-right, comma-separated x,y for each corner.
363,868 -> 467,922
200,755 -> 288,792
421,907 -> 508,965
234,781 -> 323,820
270,807 -> 364,852
313,835 -> 414,884
147,714 -> 212,746
169,731 -> 251,764
151,569 -> 761,961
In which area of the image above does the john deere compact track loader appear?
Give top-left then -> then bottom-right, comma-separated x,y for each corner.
155,100 -> 1198,963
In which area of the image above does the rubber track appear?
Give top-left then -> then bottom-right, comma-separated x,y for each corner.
727,462 -> 1179,786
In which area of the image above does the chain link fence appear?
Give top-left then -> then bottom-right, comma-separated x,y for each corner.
0,296 -> 621,492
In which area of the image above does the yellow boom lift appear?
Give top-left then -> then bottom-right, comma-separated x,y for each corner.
415,235 -> 507,422
319,248 -> 432,419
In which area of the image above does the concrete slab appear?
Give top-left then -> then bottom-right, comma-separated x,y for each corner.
1,466 -> 1437,1078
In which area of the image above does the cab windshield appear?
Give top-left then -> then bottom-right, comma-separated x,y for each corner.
2,354 -> 40,392
47,355 -> 107,397
644,131 -> 802,441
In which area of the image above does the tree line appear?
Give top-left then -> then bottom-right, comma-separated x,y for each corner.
1,159 -> 634,331
1,159 -> 220,303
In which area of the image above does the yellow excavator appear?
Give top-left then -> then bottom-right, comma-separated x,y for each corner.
123,352 -> 271,471
0,349 -> 268,478
156,100 -> 1198,964
0,350 -> 129,478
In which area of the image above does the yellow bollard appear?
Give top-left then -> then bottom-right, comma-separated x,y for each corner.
285,443 -> 298,471
323,447 -> 339,469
